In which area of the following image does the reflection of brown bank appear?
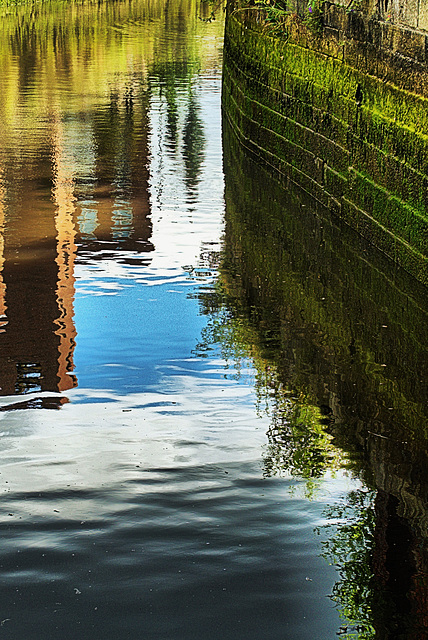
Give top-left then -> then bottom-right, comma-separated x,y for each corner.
0,83 -> 155,398
52,118 -> 78,393
0,222 -> 75,396
221,116 -> 427,633
0,155 -> 78,397
0,118 -> 79,397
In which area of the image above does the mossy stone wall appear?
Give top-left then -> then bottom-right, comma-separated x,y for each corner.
222,1 -> 428,284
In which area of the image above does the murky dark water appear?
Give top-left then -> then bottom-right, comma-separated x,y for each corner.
0,1 -> 425,638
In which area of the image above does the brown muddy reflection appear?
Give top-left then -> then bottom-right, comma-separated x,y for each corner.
220,116 -> 428,638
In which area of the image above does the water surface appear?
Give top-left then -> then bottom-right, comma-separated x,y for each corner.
0,1 -> 425,639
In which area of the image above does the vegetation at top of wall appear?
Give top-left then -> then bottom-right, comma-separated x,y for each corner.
231,0 -> 328,36
302,0 -> 324,34
254,0 -> 291,35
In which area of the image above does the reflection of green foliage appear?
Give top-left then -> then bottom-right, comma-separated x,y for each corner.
195,289 -> 255,376
152,61 -> 194,151
199,0 -> 226,22
165,83 -> 179,146
196,280 -> 344,490
149,58 -> 206,198
254,0 -> 291,19
183,92 -> 206,196
264,399 -> 341,481
0,0 -> 223,145
316,489 -> 376,639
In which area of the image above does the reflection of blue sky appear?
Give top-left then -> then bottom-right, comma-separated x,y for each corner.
74,275 -> 208,392
72,72 -> 225,396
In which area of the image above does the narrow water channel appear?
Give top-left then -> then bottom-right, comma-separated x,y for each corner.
0,1 -> 426,638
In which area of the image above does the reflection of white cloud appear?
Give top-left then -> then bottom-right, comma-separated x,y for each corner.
77,280 -> 132,297
0,370 -> 358,525
0,368 -> 269,505
147,74 -> 224,276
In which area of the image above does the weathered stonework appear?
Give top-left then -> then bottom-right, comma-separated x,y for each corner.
222,0 -> 428,283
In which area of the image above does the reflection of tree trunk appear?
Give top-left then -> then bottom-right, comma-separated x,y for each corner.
183,93 -> 206,198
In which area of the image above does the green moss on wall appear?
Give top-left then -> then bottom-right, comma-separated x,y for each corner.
222,6 -> 428,284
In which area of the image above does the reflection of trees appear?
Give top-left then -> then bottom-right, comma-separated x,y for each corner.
316,489 -> 377,640
195,281 -> 344,489
316,489 -> 428,640
84,84 -> 154,255
182,92 -> 206,196
0,0 -> 221,162
149,59 -> 206,201
152,61 -> 192,150
263,400 -> 340,481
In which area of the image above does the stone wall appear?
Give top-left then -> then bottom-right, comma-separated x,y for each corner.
222,0 -> 428,283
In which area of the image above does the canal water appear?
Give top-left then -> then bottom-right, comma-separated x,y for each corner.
0,1 -> 426,638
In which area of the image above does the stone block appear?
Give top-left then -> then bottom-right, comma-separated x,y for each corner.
319,26 -> 343,57
343,37 -> 369,73
346,167 -> 428,255
345,10 -> 368,41
367,17 -> 383,46
394,243 -> 428,286
324,2 -> 348,30
395,26 -> 426,62
397,0 -> 418,28
419,3 -> 428,31
365,41 -> 381,76
324,165 -> 349,197
380,21 -> 396,51
341,197 -> 398,258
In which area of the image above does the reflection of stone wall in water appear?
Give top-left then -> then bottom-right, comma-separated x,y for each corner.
222,0 -> 428,284
221,117 -> 427,633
